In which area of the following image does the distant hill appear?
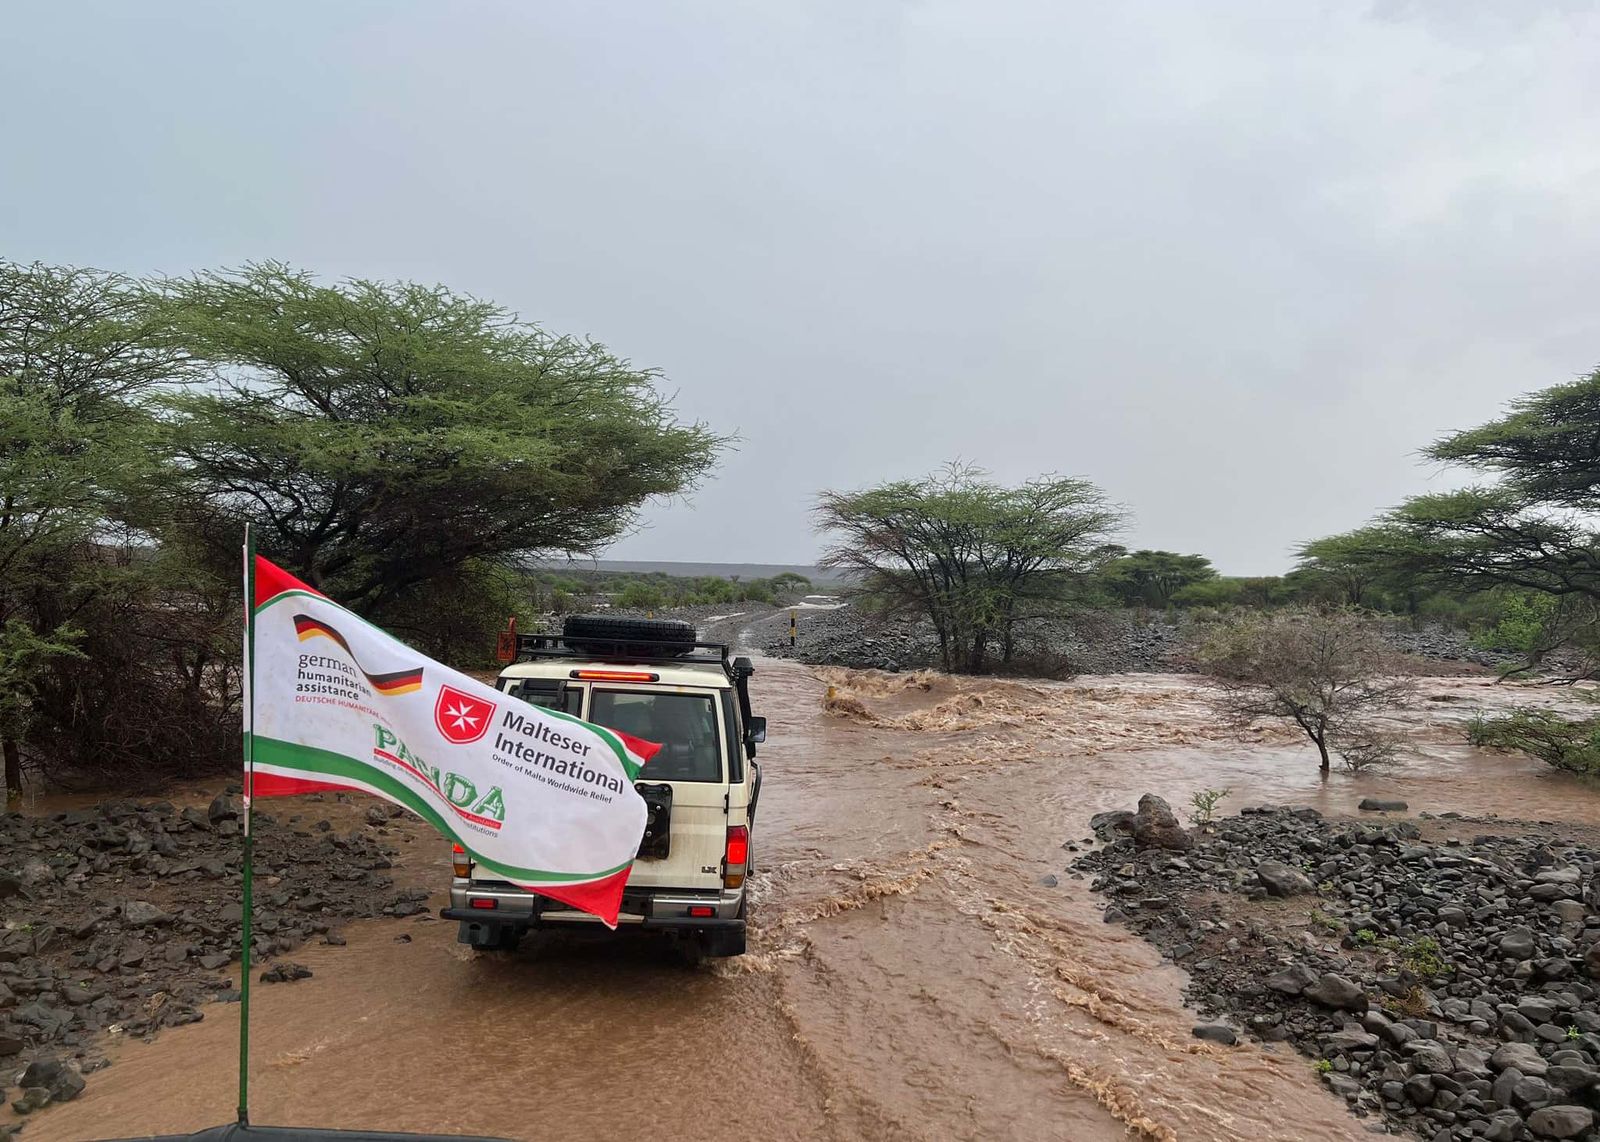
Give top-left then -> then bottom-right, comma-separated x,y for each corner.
534,558 -> 850,584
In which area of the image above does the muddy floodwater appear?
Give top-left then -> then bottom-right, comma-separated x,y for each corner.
28,662 -> 1600,1141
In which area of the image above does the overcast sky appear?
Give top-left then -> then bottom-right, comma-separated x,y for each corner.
5,2 -> 1599,573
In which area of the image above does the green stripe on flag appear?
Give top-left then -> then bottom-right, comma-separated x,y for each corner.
251,735 -> 633,885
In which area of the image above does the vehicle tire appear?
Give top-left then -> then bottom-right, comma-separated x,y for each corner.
562,614 -> 697,658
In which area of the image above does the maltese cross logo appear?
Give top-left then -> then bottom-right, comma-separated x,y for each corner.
433,685 -> 496,745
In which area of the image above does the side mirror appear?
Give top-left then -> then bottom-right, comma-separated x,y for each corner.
747,716 -> 767,745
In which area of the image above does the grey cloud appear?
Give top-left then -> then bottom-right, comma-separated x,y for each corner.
4,1 -> 1597,571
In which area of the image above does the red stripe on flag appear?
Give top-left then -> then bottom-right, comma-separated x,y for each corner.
533,865 -> 634,928
255,556 -> 323,609
246,771 -> 352,799
615,729 -> 662,763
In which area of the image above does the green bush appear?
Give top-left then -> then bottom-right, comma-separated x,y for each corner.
616,582 -> 668,610
1470,591 -> 1557,653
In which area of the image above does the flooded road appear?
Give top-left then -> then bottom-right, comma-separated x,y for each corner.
29,662 -> 1600,1141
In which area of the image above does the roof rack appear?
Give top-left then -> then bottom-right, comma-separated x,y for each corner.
513,633 -> 751,681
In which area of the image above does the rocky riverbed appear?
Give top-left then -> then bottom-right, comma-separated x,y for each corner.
0,791 -> 436,1131
1075,797 -> 1600,1141
760,604 -> 1186,674
755,605 -> 1527,678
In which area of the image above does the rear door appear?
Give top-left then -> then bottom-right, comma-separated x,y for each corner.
587,685 -> 728,892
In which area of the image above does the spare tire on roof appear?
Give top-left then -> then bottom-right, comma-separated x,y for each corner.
562,613 -> 698,658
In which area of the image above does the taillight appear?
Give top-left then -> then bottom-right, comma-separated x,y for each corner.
469,898 -> 498,910
723,825 -> 749,890
452,843 -> 473,878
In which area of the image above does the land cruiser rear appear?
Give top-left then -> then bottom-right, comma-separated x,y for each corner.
441,614 -> 764,958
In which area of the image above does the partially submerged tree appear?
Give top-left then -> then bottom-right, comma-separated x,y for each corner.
816,465 -> 1123,673
1467,708 -> 1600,777
1194,608 -> 1413,774
157,263 -> 723,616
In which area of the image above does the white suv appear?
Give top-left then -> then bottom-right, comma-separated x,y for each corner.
441,615 -> 764,958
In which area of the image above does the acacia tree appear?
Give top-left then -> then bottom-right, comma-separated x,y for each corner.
1194,608 -> 1413,774
816,465 -> 1123,673
1293,527 -> 1418,607
0,261 -> 195,793
1387,370 -> 1600,605
156,263 -> 723,621
1099,550 -> 1216,608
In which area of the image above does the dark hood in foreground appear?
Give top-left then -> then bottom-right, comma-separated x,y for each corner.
101,1126 -> 511,1142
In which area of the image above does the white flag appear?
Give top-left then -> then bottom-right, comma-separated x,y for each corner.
245,556 -> 657,926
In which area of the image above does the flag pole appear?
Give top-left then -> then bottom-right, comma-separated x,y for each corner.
238,524 -> 257,1127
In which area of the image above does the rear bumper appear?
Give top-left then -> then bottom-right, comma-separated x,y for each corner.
445,880 -> 744,930
441,907 -> 744,931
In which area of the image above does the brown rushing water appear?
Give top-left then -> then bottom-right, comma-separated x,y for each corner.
27,663 -> 1600,1142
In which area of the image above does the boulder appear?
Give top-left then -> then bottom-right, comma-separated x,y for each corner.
1546,1064 -> 1600,1093
259,962 -> 313,984
122,900 -> 172,927
1088,810 -> 1135,840
1323,1072 -> 1361,1099
1527,1105 -> 1594,1139
1404,1041 -> 1454,1074
1491,1041 -> 1549,1077
1265,963 -> 1319,995
12,1087 -> 51,1115
1128,795 -> 1192,852
1584,941 -> 1600,981
1326,1025 -> 1379,1052
1500,927 -> 1537,960
1515,1075 -> 1556,1108
1358,798 -> 1408,812
1191,1023 -> 1237,1046
1551,900 -> 1587,926
20,1057 -> 85,1104
1492,1067 -> 1523,1109
1304,973 -> 1367,1012
1256,859 -> 1313,897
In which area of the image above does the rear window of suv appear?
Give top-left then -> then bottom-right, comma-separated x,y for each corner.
589,690 -> 722,783
501,678 -> 583,715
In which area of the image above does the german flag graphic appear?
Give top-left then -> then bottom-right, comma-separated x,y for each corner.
292,614 -> 424,696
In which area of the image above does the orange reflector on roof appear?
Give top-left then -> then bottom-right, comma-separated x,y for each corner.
569,670 -> 660,682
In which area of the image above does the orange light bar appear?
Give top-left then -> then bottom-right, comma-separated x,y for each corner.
569,670 -> 660,682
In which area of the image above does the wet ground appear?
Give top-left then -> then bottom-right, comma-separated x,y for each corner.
22,660 -> 1600,1142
